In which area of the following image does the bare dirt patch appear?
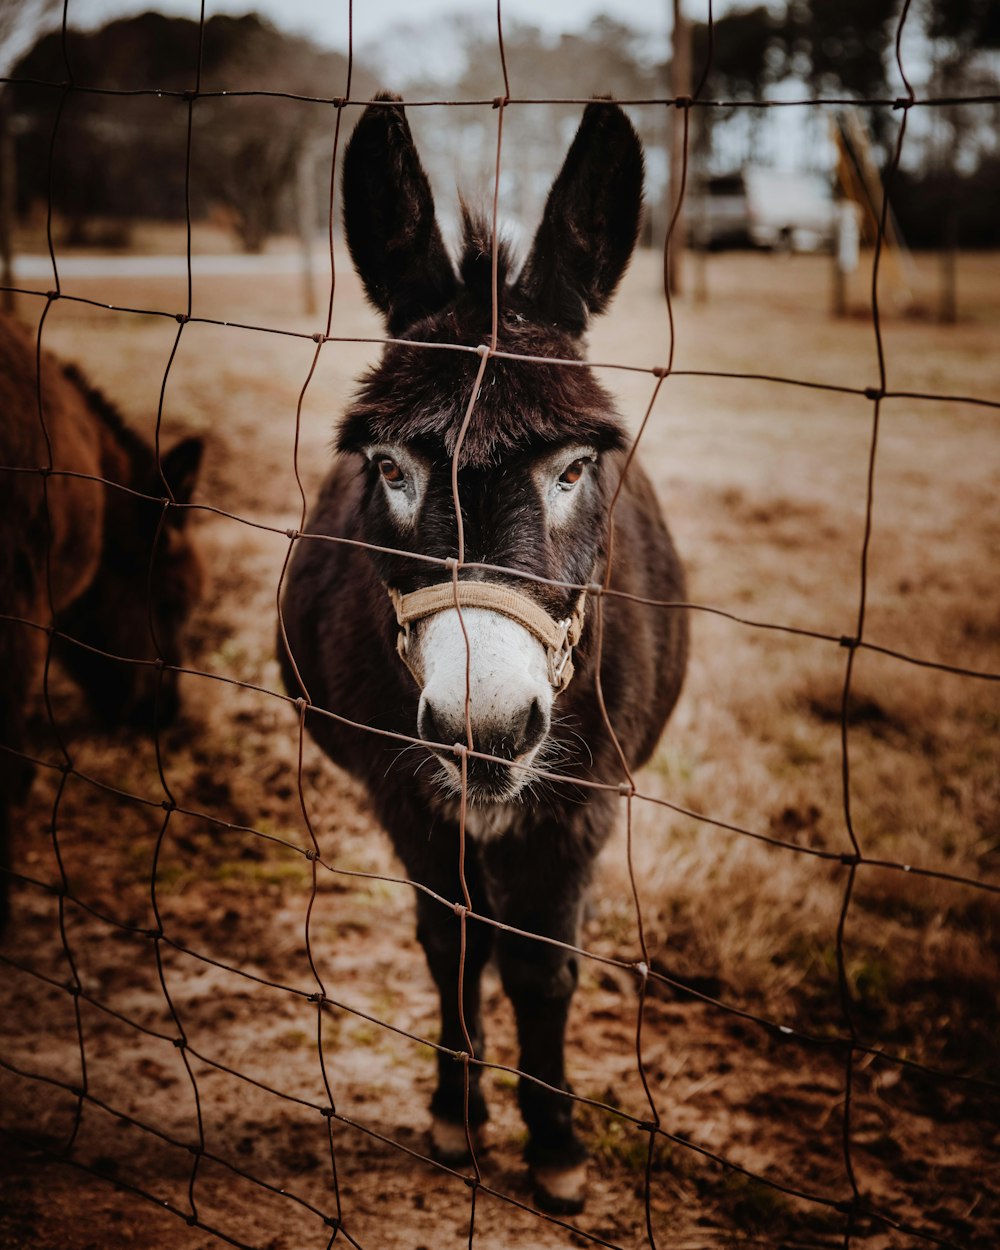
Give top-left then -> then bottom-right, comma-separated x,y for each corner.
2,247 -> 998,1248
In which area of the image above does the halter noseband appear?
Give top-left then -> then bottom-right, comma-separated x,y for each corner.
388,580 -> 587,694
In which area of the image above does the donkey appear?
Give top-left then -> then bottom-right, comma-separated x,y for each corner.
279,96 -> 688,1213
0,313 -> 204,933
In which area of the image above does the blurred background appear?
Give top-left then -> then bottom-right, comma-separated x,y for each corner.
0,3 -> 997,1249
2,0 -> 999,304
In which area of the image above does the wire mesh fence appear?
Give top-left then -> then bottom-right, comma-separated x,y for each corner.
1,1 -> 998,1247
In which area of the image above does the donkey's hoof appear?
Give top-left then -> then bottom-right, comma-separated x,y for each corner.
531,1160 -> 588,1215
429,1115 -> 486,1166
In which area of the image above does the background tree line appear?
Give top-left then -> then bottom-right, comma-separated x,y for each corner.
4,2 -> 998,253
6,12 -> 374,251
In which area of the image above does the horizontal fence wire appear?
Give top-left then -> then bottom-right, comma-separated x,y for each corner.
3,79 -> 1000,110
0,0 -> 997,1248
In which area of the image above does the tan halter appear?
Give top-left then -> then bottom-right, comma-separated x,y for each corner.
388,580 -> 587,694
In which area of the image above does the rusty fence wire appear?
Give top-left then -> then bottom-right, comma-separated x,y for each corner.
1,0 -> 998,1248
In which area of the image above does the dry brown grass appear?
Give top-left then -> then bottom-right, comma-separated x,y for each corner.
3,241 -> 997,1246
15,243 -> 999,1050
582,251 -> 999,1077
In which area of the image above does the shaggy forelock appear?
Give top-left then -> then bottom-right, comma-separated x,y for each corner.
338,213 -> 626,466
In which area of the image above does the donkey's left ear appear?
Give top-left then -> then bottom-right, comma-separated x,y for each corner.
513,102 -> 644,335
162,436 -> 204,517
343,93 -> 458,335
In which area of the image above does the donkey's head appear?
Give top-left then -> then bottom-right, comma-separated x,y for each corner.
56,431 -> 205,729
340,95 -> 643,802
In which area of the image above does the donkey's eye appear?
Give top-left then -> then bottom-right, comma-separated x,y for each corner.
557,459 -> 587,491
377,457 -> 406,489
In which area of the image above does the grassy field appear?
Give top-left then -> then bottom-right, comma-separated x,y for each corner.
0,240 -> 997,1249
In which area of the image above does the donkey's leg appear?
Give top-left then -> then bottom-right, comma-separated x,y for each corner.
0,738 -> 34,935
0,644 -> 36,936
409,853 -> 494,1165
0,799 -> 10,936
488,850 -> 591,1214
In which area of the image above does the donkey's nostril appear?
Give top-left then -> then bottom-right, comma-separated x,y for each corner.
419,697 -> 463,752
419,698 -> 443,746
513,697 -> 549,758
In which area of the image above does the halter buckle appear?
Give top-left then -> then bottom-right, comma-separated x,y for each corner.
547,619 -> 575,692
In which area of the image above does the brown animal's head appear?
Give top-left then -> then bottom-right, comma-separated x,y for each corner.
339,95 -> 643,802
56,432 -> 205,729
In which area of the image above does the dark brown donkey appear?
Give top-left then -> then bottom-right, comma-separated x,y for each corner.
0,313 -> 204,932
280,97 -> 688,1213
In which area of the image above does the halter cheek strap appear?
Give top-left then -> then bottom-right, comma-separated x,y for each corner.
388,580 -> 587,694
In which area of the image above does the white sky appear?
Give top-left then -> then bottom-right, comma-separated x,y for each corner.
1,1 -> 939,177
41,0 -> 679,51
1,0 -> 694,80
0,0 -> 829,178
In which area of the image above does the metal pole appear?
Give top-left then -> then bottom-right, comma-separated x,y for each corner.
0,89 -> 16,313
668,0 -> 691,296
691,107 -> 707,304
296,143 -> 317,318
939,204 -> 957,325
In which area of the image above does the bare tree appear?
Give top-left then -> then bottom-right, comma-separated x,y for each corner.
1,0 -> 60,306
1,0 -> 60,75
7,13 -> 372,254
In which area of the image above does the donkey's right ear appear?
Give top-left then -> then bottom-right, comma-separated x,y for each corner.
343,93 -> 458,335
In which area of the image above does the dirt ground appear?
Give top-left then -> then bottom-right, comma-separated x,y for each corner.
1,242 -> 998,1250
